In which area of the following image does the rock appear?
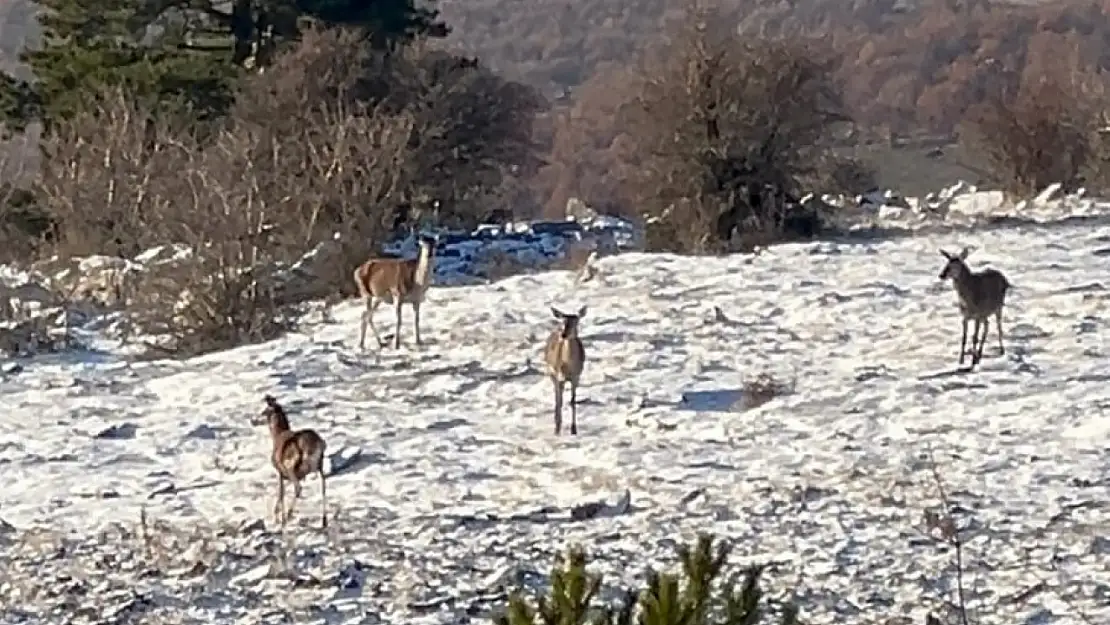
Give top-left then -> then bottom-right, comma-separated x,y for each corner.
570,489 -> 633,521
183,424 -> 220,440
230,563 -> 274,587
237,518 -> 267,534
1033,182 -> 1064,206
1090,535 -> 1110,555
680,488 -> 706,505
336,559 -> 370,589
565,197 -> 597,222
570,501 -> 604,521
92,423 -> 138,440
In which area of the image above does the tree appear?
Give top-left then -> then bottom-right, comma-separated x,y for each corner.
960,67 -> 1106,196
0,0 -> 238,132
133,0 -> 449,66
495,534 -> 800,625
363,44 -> 547,228
618,3 -> 862,253
538,63 -> 645,219
0,0 -> 450,132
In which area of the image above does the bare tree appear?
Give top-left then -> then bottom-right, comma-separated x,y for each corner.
0,129 -> 45,262
31,28 -> 425,355
35,89 -> 179,259
960,68 -> 1105,197
369,43 -> 547,228
618,2 -> 861,253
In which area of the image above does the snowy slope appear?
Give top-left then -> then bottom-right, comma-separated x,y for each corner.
1,217 -> 1109,624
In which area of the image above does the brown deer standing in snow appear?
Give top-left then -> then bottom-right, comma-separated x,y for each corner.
256,395 -> 328,529
937,247 -> 1011,367
544,306 -> 588,435
353,235 -> 437,350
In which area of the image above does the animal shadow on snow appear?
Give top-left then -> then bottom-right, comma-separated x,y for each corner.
326,446 -> 388,478
918,366 -> 977,380
369,332 -> 442,351
918,330 -> 1042,380
918,351 -> 1018,380
678,387 -> 780,412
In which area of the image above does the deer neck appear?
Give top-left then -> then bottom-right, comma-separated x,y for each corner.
268,416 -> 291,439
950,269 -> 979,299
414,247 -> 434,287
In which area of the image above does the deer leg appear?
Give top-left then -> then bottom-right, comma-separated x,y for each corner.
569,381 -> 578,436
275,477 -> 286,526
553,378 -> 564,435
968,319 -> 983,366
319,469 -> 328,529
362,297 -> 384,350
985,317 -> 994,361
284,480 -> 301,522
995,310 -> 1005,355
412,301 -> 422,347
958,317 -> 969,365
393,297 -> 404,350
977,318 -> 990,363
358,299 -> 370,351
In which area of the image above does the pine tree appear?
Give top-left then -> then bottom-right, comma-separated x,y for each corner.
0,0 -> 238,132
133,0 -> 449,66
0,0 -> 449,131
495,535 -> 801,625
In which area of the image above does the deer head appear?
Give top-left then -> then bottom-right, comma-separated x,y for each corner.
551,306 -> 588,339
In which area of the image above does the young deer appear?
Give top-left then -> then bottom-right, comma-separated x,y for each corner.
544,306 -> 588,435
256,395 -> 328,529
354,235 -> 437,351
938,247 -> 1011,367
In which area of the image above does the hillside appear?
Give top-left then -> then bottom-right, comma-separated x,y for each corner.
1,191 -> 1109,622
7,0 -> 1110,136
437,0 -> 1110,136
6,0 -> 1110,199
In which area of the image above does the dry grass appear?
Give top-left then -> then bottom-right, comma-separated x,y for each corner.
739,371 -> 795,410
0,508 -> 333,623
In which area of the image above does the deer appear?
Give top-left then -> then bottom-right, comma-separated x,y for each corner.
254,395 -> 328,529
354,235 -> 437,351
937,247 -> 1011,368
544,306 -> 588,435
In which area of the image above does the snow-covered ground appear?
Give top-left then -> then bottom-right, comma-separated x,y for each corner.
853,181 -> 1110,232
2,198 -> 1110,624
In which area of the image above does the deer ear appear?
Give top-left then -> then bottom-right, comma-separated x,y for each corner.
939,249 -> 951,259
551,307 -> 563,319
577,305 -> 588,319
959,247 -> 971,260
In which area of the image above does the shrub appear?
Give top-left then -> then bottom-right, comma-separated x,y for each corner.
741,372 -> 795,410
361,41 -> 548,230
15,24 -> 549,357
32,28 -> 422,355
959,69 -> 1105,197
496,534 -> 798,625
616,6 -> 865,253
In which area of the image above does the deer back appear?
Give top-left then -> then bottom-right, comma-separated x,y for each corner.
272,428 -> 326,481
545,330 -> 586,383
356,259 -> 418,300
954,268 -> 1010,317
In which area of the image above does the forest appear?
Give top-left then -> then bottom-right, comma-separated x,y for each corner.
0,0 -> 1106,351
